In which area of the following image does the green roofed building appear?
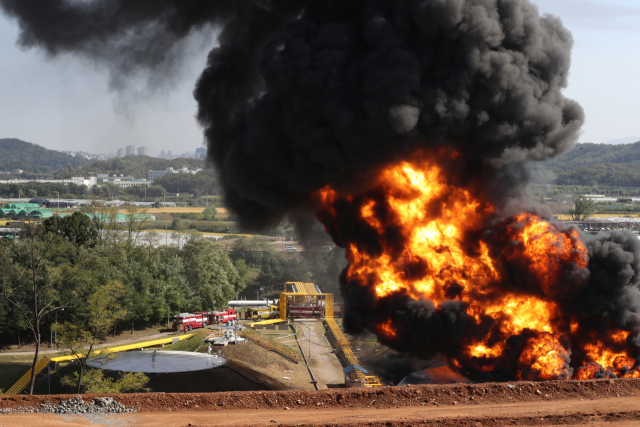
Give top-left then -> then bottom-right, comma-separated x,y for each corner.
0,208 -> 53,219
0,209 -> 17,217
5,203 -> 40,210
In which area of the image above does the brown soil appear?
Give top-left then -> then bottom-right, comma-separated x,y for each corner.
2,378 -> 640,426
219,340 -> 315,390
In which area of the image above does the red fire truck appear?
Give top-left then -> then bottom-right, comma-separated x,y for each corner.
333,302 -> 344,318
288,304 -> 325,318
208,308 -> 238,324
172,311 -> 208,332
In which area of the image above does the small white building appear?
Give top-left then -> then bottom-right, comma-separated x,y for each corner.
148,166 -> 203,182
0,176 -> 97,189
96,174 -> 151,188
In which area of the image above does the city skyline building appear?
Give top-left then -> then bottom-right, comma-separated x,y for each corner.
116,148 -> 125,158
137,146 -> 147,156
125,145 -> 135,156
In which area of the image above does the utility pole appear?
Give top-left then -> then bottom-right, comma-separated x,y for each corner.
308,326 -> 311,361
54,308 -> 64,348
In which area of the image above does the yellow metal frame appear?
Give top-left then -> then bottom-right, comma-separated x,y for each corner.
249,290 -> 334,327
325,318 -> 383,387
279,292 -> 334,318
3,334 -> 194,395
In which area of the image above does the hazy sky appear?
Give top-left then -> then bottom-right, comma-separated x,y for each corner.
0,0 -> 638,157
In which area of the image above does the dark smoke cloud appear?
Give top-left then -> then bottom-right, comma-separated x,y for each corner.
195,0 -> 584,229
570,231 -> 640,351
0,0 -> 583,227
0,0 -> 300,96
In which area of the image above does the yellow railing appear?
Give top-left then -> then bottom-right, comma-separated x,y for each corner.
324,318 -> 383,387
4,334 -> 194,395
4,357 -> 52,395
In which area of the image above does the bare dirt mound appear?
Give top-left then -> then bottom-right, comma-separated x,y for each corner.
2,378 -> 640,426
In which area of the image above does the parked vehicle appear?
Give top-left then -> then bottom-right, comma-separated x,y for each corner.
245,305 -> 279,319
333,302 -> 344,318
288,304 -> 324,318
208,308 -> 238,324
172,311 -> 208,332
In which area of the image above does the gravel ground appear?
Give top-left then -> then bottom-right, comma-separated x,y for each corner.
0,395 -> 136,415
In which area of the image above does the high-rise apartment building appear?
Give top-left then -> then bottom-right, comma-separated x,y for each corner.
166,150 -> 173,159
137,146 -> 147,156
126,145 -> 135,156
116,148 -> 125,158
195,147 -> 206,159
160,150 -> 166,158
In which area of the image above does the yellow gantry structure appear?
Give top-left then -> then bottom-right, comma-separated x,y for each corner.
4,334 -> 194,395
249,282 -> 382,387
248,282 -> 334,327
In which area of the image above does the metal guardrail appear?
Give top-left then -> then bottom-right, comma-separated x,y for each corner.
3,333 -> 195,396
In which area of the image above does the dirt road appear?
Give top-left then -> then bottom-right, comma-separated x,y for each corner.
293,319 -> 343,389
1,395 -> 640,426
0,331 -> 175,357
2,378 -> 640,426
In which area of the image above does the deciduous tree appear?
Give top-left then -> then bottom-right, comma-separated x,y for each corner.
0,226 -> 86,394
55,281 -> 127,393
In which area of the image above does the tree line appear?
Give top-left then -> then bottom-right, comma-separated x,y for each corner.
0,206 -> 346,394
0,182 -> 88,199
529,141 -> 640,187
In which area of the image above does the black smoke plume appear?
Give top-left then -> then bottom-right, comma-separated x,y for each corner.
195,0 -> 584,229
1,0 -> 582,224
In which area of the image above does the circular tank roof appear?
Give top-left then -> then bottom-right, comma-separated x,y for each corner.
88,350 -> 227,373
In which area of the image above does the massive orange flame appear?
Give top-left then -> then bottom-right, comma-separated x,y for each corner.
316,153 -> 637,380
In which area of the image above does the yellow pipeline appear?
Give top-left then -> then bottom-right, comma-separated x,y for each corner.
4,334 -> 194,395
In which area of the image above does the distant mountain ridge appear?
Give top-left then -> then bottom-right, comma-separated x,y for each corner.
0,138 -> 92,174
532,141 -> 640,187
602,136 -> 640,145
